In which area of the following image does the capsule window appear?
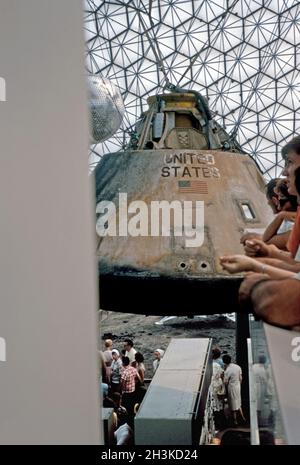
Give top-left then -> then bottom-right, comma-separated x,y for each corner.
240,202 -> 256,221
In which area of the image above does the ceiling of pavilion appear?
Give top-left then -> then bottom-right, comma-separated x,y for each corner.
84,0 -> 300,178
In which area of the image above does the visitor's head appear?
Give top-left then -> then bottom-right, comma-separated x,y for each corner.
154,349 -> 164,360
135,352 -> 144,364
258,355 -> 266,364
122,356 -> 130,367
104,339 -> 113,350
212,347 -> 222,360
281,136 -> 300,196
275,178 -> 298,211
222,354 -> 232,365
111,349 -> 120,360
123,339 -> 134,351
266,178 -> 280,213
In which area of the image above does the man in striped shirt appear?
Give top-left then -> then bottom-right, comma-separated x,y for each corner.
120,356 -> 140,421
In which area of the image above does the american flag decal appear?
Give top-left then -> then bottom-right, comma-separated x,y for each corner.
178,180 -> 208,194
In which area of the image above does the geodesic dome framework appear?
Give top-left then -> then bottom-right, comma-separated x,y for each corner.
85,0 -> 300,178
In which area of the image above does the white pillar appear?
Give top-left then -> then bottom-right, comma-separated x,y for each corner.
0,0 -> 101,444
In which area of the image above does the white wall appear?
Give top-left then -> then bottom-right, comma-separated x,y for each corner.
0,0 -> 101,444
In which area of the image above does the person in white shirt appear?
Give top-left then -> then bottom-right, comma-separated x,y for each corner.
153,348 -> 164,374
123,339 -> 137,364
110,349 -> 123,393
223,354 -> 245,426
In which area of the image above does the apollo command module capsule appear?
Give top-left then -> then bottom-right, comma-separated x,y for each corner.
94,89 -> 273,315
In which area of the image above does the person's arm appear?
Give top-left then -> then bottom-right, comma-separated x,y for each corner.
253,262 -> 297,279
240,232 -> 262,245
265,231 -> 290,249
256,257 -> 300,272
135,368 -> 142,385
120,371 -> 126,391
244,239 -> 292,260
238,272 -> 271,314
220,254 -> 297,279
139,367 -> 145,383
250,278 -> 300,328
117,359 -> 123,379
220,255 -> 258,273
262,212 -> 294,243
